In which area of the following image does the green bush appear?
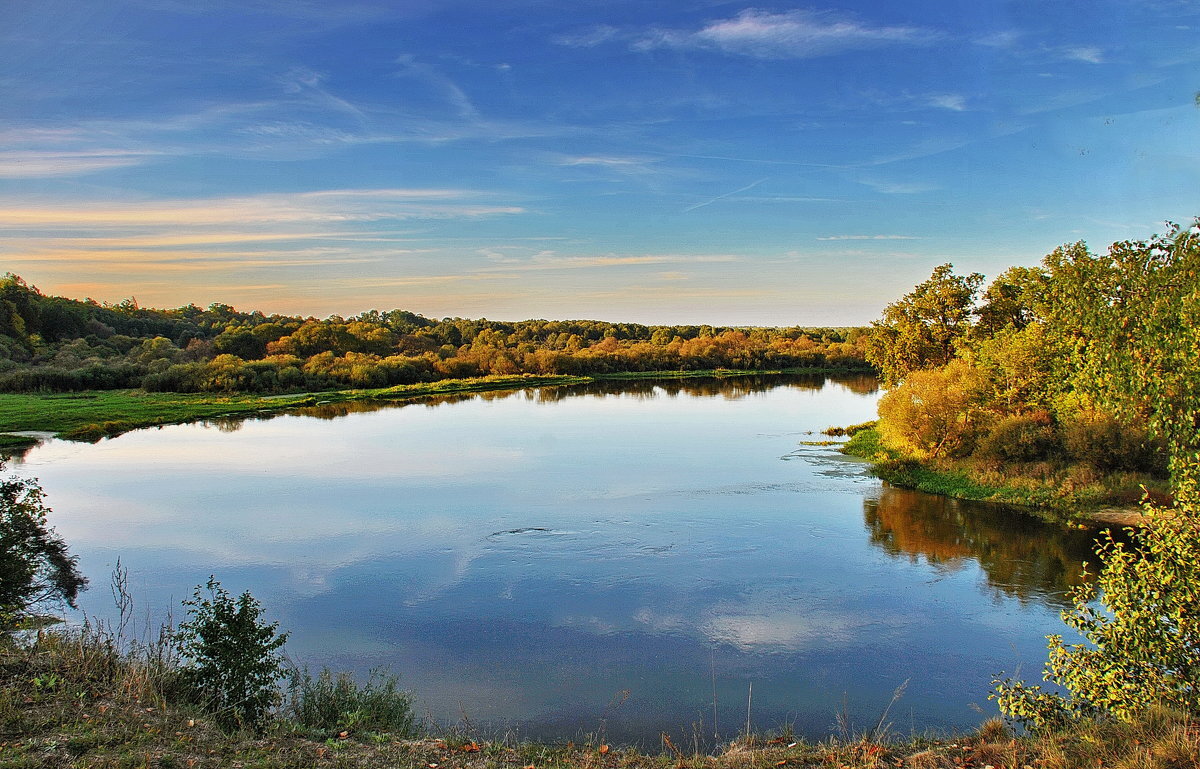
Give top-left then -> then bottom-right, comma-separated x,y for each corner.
1061,413 -> 1166,474
992,496 -> 1200,731
286,668 -> 416,736
975,413 -> 1061,463
174,577 -> 288,730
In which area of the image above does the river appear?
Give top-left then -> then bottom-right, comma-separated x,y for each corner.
12,375 -> 1100,745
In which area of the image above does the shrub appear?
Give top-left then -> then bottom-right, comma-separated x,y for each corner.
1061,412 -> 1167,474
286,668 -> 416,736
975,412 -> 1061,463
876,359 -> 989,459
992,494 -> 1200,731
174,578 -> 288,729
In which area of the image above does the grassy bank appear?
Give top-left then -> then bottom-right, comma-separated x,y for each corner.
3,626 -> 1196,769
842,427 -> 1164,524
0,368 -> 866,446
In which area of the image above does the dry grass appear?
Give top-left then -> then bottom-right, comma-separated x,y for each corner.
3,626 -> 1198,769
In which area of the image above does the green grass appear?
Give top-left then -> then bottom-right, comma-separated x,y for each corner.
0,375 -> 590,442
841,427 -> 1163,523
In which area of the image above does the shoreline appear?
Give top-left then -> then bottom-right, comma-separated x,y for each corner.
840,427 -> 1149,527
0,367 -> 872,449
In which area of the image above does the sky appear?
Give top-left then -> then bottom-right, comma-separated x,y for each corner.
2,1 -> 1198,326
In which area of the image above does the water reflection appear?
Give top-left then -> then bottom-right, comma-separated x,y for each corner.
863,486 -> 1098,605
17,374 -> 1086,744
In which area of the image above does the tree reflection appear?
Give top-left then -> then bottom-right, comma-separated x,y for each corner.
862,486 -> 1102,606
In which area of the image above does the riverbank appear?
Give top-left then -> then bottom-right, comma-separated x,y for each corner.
0,368 -> 869,450
841,427 -> 1158,526
3,627 -> 1194,769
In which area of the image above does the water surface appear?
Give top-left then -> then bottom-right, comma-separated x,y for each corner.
15,376 -> 1099,744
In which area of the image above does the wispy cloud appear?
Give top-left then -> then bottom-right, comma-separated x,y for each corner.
557,154 -> 658,168
552,25 -> 620,49
475,249 -> 740,272
815,234 -> 919,241
927,93 -> 967,112
1064,46 -> 1104,64
0,150 -> 160,178
630,9 -> 936,60
0,189 -> 523,228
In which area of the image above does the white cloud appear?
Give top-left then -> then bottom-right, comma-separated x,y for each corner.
635,9 -> 935,60
0,189 -> 524,229
553,25 -> 620,48
928,93 -> 967,111
815,235 -> 918,241
0,150 -> 157,178
1064,46 -> 1104,64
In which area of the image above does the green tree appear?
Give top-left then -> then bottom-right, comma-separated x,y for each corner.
973,265 -> 1046,337
175,577 -> 289,729
992,491 -> 1200,729
1041,223 -> 1200,487
0,467 -> 87,629
866,263 -> 984,385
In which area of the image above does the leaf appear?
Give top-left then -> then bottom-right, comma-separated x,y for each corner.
599,744 -> 610,755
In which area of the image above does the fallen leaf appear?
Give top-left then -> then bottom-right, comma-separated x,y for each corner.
461,742 -> 481,753
599,744 -> 610,755
776,761 -> 788,766
338,730 -> 349,739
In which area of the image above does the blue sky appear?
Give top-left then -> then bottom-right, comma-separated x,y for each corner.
2,0 -> 1197,325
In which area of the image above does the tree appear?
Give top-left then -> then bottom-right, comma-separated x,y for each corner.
0,466 -> 87,629
992,492 -> 1200,729
973,265 -> 1046,337
175,577 -> 289,729
866,263 -> 984,385
1041,223 -> 1200,488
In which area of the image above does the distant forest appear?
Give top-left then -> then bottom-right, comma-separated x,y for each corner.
0,275 -> 871,393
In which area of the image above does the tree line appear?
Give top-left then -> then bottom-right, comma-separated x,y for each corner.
0,274 -> 870,394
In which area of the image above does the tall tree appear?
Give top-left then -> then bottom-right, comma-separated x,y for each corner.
866,263 -> 984,385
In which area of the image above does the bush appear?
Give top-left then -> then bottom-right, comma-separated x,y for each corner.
992,494 -> 1200,730
975,412 -> 1061,463
1062,412 -> 1167,474
174,578 -> 288,729
876,359 -> 989,459
286,668 -> 416,735
0,468 -> 87,629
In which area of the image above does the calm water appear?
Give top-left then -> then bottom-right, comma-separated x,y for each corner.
14,375 -> 1099,745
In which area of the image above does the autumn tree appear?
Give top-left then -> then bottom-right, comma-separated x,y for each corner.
866,264 -> 984,385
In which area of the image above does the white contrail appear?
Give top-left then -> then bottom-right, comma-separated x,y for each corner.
682,177 -> 769,213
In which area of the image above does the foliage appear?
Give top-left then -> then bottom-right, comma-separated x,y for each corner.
174,577 -> 288,729
0,465 -> 87,628
1040,224 -> 1200,486
285,668 -> 416,736
975,412 -> 1060,463
876,359 -> 989,459
992,489 -> 1200,730
0,273 -> 872,395
865,263 -> 983,385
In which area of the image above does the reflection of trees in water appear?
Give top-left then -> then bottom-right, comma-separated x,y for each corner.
863,486 -> 1102,606
531,373 -> 863,402
181,372 -> 875,427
